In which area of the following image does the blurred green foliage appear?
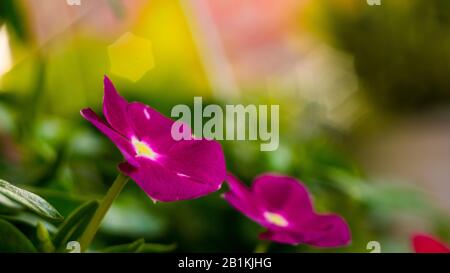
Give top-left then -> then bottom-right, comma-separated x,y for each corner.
0,0 -> 449,253
0,1 -> 28,42
319,0 -> 450,112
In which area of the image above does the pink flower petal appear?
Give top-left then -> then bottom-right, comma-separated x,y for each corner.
224,173 -> 351,247
83,76 -> 227,202
126,102 -> 177,153
300,214 -> 351,247
103,76 -> 133,137
252,174 -> 314,224
119,160 -> 221,202
224,174 -> 264,224
259,229 -> 303,245
412,234 -> 450,253
80,108 -> 137,165
260,214 -> 350,247
163,139 -> 226,187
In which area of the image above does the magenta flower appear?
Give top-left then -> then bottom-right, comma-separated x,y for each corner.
412,233 -> 450,253
80,76 -> 226,202
224,173 -> 351,247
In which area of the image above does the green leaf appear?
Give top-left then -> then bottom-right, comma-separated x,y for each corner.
0,1 -> 29,42
0,179 -> 63,221
103,239 -> 176,253
138,242 -> 177,253
0,218 -> 37,252
0,193 -> 23,210
36,222 -> 55,253
0,193 -> 23,215
106,0 -> 125,19
53,200 -> 99,251
0,211 -> 57,233
103,238 -> 145,253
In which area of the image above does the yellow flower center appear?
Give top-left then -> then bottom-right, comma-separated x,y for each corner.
132,138 -> 157,160
264,212 -> 288,227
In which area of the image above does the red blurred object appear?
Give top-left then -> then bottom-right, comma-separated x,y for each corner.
412,234 -> 450,253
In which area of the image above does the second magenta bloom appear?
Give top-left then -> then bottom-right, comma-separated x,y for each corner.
81,76 -> 226,202
412,234 -> 450,253
224,174 -> 351,247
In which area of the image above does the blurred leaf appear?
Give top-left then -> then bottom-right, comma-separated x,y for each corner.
0,179 -> 63,221
322,0 -> 450,111
103,238 -> 176,253
328,168 -> 369,201
25,187 -> 95,217
365,184 -> 430,212
138,242 -> 177,253
0,192 -> 23,210
0,211 -> 56,233
36,221 -> 55,253
53,200 -> 99,251
0,218 -> 36,252
0,0 -> 28,41
329,169 -> 431,213
34,144 -> 67,187
107,0 -> 125,19
103,238 -> 144,253
101,194 -> 165,237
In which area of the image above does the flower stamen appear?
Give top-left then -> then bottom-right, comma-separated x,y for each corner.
264,212 -> 288,227
132,137 -> 157,160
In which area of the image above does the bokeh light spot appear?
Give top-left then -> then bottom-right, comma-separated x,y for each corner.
108,32 -> 154,82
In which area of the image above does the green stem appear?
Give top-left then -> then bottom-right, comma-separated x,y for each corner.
78,173 -> 129,252
254,240 -> 271,253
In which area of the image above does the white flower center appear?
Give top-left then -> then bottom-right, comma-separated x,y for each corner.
132,137 -> 157,160
264,212 -> 288,227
